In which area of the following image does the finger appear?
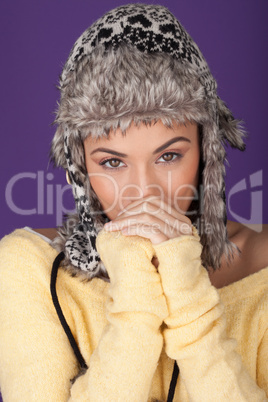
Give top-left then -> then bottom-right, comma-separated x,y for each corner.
106,212 -> 166,231
121,222 -> 192,243
107,211 -> 192,235
115,202 -> 191,232
121,224 -> 168,245
117,195 -> 162,217
117,196 -> 192,226
142,197 -> 192,225
105,213 -> 192,238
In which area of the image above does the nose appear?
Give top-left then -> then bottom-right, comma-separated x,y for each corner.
121,166 -> 161,204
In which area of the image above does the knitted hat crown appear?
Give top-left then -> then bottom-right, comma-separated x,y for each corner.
51,3 -> 246,279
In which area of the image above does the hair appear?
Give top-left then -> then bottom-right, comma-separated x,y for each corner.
51,42 -> 242,272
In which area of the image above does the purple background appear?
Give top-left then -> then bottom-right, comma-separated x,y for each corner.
0,0 -> 267,240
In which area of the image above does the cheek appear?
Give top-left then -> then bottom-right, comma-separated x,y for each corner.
89,175 -> 119,217
85,155 -> 121,218
169,154 -> 200,213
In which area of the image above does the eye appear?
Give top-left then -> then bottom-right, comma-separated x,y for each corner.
99,158 -> 125,169
157,152 -> 182,163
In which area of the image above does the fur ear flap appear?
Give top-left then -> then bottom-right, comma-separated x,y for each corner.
217,97 -> 247,151
50,124 -> 67,169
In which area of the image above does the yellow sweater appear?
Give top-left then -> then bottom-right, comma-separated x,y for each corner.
0,228 -> 267,401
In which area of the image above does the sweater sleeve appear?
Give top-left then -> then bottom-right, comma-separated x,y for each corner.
69,229 -> 168,401
257,328 -> 268,395
154,227 -> 268,401
0,231 -> 79,402
0,229 -> 167,402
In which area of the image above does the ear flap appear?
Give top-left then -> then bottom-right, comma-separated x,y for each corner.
196,97 -> 245,271
217,96 -> 247,151
50,124 -> 67,169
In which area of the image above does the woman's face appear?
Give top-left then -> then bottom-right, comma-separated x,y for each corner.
84,120 -> 200,220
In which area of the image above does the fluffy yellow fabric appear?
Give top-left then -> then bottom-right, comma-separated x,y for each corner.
0,228 -> 267,401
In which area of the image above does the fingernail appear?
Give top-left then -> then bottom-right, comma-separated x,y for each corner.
104,222 -> 120,232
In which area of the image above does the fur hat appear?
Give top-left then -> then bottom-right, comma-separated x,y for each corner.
51,3 -> 246,279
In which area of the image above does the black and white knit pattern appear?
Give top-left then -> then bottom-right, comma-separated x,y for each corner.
64,127 -> 103,273
61,4 -> 216,96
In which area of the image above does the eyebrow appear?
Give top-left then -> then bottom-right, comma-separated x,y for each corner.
90,148 -> 128,157
152,136 -> 191,154
90,136 -> 191,157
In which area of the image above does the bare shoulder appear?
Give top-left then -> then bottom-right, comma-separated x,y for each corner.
244,223 -> 268,253
228,221 -> 268,274
33,228 -> 58,241
209,221 -> 268,288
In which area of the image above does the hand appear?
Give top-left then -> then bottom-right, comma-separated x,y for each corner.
104,196 -> 193,245
96,228 -> 168,320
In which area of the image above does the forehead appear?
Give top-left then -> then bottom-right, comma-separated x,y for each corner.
84,120 -> 199,150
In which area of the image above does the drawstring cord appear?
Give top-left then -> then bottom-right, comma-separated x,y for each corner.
51,252 -> 178,400
167,361 -> 179,401
50,252 -> 88,370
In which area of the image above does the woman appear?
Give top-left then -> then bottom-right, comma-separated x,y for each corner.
0,4 -> 267,401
